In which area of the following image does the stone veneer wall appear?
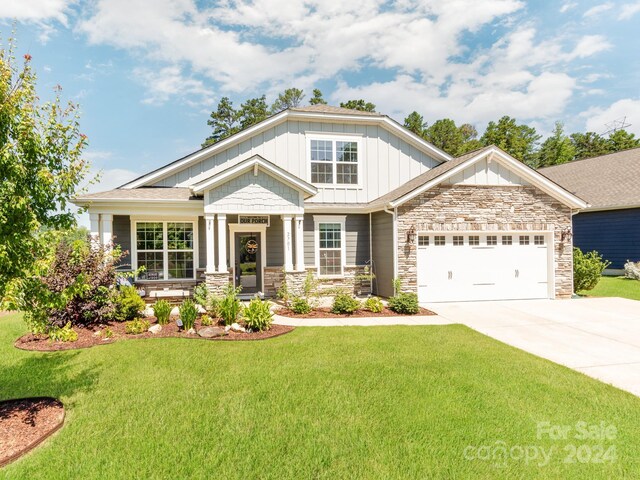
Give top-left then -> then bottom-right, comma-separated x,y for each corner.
205,271 -> 233,295
263,266 -> 372,298
396,185 -> 574,298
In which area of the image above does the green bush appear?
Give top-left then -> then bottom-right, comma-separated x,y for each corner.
179,299 -> 198,330
113,286 -> 146,322
201,314 -> 213,326
193,283 -> 209,308
153,300 -> 171,325
219,284 -> 243,326
243,298 -> 273,332
290,296 -> 312,314
574,247 -> 611,292
388,292 -> 420,315
102,326 -> 114,339
363,296 -> 384,313
331,293 -> 361,315
48,322 -> 78,342
125,318 -> 150,335
208,296 -> 221,318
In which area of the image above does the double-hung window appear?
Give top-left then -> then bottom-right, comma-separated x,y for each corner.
135,221 -> 195,280
309,136 -> 360,186
314,216 -> 346,277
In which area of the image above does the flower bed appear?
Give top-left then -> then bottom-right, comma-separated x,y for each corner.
275,306 -> 435,318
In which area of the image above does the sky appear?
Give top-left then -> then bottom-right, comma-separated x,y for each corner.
1,0 -> 639,226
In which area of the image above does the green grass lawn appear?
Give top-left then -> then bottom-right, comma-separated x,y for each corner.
580,276 -> 640,301
1,313 -> 640,479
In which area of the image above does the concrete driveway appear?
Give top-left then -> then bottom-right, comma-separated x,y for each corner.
427,297 -> 640,397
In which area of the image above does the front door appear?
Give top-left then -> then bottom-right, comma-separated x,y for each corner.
234,232 -> 262,294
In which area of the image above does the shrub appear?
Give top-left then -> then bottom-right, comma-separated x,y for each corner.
208,296 -> 221,318
624,260 -> 640,280
48,322 -> 78,342
193,283 -> 209,308
112,286 -> 146,322
243,298 -> 273,332
179,299 -> 198,330
388,292 -> 420,315
201,314 -> 213,326
153,300 -> 171,325
290,296 -> 312,314
102,326 -> 114,339
277,270 -> 290,307
331,293 -> 361,314
219,283 -> 243,326
125,318 -> 150,335
574,248 -> 611,292
363,296 -> 384,313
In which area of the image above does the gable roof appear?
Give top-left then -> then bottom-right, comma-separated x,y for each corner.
121,106 -> 452,189
190,154 -> 317,197
369,145 -> 587,210
539,147 -> 640,211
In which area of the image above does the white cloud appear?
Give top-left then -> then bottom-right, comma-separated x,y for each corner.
132,65 -> 212,106
582,98 -> 640,136
560,2 -> 578,13
618,2 -> 640,19
583,2 -> 613,18
0,0 -> 75,41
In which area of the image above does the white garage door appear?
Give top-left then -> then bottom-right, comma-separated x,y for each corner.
417,233 -> 552,302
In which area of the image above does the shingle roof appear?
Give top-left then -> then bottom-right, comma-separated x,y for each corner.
289,105 -> 382,116
75,187 -> 201,202
538,147 -> 640,209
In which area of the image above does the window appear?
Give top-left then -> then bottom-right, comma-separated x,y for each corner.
468,235 -> 479,246
487,235 -> 497,246
434,236 -> 445,246
502,235 -> 513,245
314,216 -> 346,276
453,235 -> 464,246
135,221 -> 195,280
534,235 -> 545,245
418,235 -> 429,246
519,235 -> 530,245
309,137 -> 360,186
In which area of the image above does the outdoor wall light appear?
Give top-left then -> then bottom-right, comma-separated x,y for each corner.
406,225 -> 417,245
560,227 -> 573,243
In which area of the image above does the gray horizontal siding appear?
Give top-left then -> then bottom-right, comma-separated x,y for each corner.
371,211 -> 394,297
303,213 -> 370,266
198,216 -> 206,269
113,215 -> 131,269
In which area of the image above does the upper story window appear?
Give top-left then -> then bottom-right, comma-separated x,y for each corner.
308,136 -> 361,186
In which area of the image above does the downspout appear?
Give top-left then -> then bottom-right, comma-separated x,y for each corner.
384,206 -> 398,284
369,212 -> 373,294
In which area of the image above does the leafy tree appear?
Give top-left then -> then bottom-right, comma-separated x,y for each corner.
238,95 -> 269,130
607,129 -> 640,152
569,131 -> 610,160
424,119 -> 466,156
536,121 -> 576,168
271,87 -> 305,113
403,111 -> 427,137
203,96 -> 239,147
481,116 -> 541,166
0,41 -> 88,302
309,88 -> 327,105
340,99 -> 376,112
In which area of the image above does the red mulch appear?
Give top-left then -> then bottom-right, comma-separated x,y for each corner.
275,306 -> 435,318
15,317 -> 294,352
0,397 -> 65,467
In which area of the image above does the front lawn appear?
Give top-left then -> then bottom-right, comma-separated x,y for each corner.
1,312 -> 639,479
580,276 -> 640,301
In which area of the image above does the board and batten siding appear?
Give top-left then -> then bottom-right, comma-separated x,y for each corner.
573,208 -> 640,270
444,157 -> 529,186
198,216 -> 206,270
302,213 -> 370,267
152,120 -> 440,203
113,215 -> 131,269
371,211 -> 394,298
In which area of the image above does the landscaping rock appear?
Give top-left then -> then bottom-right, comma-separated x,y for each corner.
230,322 -> 246,333
198,326 -> 225,338
187,328 -> 196,335
224,325 -> 231,333
148,324 -> 162,334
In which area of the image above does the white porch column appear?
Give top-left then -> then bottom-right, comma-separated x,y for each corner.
89,212 -> 100,249
100,214 -> 113,250
217,214 -> 227,273
282,215 -> 294,272
205,213 -> 216,273
294,214 -> 305,271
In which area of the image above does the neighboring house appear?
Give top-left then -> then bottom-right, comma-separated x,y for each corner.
540,147 -> 640,274
73,105 -> 586,302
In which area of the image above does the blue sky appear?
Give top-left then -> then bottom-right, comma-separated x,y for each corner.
1,0 -> 639,209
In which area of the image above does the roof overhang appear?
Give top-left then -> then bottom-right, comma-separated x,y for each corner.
190,154 -> 318,198
387,147 -> 588,210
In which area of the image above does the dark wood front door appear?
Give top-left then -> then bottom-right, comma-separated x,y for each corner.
234,232 -> 262,294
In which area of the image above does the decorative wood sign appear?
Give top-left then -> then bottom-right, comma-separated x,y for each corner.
238,215 -> 270,226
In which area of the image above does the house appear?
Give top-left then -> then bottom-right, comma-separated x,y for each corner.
73,105 -> 586,302
540,147 -> 640,275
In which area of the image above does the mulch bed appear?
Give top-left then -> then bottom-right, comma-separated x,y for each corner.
15,317 -> 294,352
0,397 -> 65,468
275,306 -> 436,318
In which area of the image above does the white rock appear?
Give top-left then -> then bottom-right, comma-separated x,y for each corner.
143,306 -> 155,317
148,324 -> 162,334
187,327 -> 196,335
224,325 -> 231,332
170,306 -> 180,317
230,322 -> 246,332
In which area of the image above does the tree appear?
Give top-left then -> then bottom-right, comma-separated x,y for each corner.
536,122 -> 576,168
309,88 -> 327,105
403,111 -> 427,137
203,97 -> 239,147
271,87 -> 305,113
424,119 -> 465,156
481,115 -> 541,166
340,99 -> 376,112
238,95 -> 269,130
607,129 -> 640,152
0,41 -> 88,302
569,132 -> 610,160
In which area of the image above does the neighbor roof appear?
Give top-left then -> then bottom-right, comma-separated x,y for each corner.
74,187 -> 201,203
539,147 -> 640,210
